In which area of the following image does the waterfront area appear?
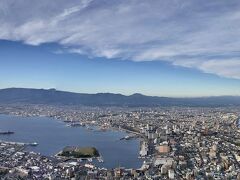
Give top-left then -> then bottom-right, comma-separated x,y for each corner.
0,114 -> 142,169
1,0 -> 240,178
0,104 -> 240,179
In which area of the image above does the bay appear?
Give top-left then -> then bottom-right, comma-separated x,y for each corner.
0,114 -> 142,169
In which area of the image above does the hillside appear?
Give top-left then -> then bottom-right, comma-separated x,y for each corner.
0,88 -> 239,107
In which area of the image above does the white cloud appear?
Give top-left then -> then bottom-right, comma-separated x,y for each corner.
199,59 -> 240,79
1,0 -> 240,79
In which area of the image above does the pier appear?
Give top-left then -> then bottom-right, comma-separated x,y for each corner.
0,140 -> 38,146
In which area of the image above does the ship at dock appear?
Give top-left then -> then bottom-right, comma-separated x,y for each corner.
29,142 -> 38,146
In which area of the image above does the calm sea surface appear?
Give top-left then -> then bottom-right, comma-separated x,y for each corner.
0,114 -> 142,169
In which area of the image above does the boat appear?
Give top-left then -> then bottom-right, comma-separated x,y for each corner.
0,131 -> 14,135
97,157 -> 104,163
120,135 -> 134,140
29,142 -> 38,146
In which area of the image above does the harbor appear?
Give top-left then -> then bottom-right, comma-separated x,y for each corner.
0,114 -> 142,169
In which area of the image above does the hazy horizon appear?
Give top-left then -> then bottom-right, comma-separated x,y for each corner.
1,86 -> 240,98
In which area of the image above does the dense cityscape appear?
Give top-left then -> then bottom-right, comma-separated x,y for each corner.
1,1 -> 240,179
0,104 -> 239,179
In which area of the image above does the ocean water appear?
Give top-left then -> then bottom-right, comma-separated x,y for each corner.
0,114 -> 142,169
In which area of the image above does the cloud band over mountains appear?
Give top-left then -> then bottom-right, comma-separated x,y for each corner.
1,0 -> 240,79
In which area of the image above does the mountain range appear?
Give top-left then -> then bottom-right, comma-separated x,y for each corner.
0,88 -> 239,107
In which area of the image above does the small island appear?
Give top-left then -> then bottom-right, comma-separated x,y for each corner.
58,146 -> 100,158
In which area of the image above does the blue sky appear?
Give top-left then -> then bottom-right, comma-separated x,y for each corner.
0,0 -> 240,97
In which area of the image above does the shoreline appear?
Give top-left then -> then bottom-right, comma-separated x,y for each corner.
0,112 -> 144,140
0,113 -> 143,169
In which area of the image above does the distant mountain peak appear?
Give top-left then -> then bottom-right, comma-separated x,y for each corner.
130,93 -> 145,97
48,88 -> 57,91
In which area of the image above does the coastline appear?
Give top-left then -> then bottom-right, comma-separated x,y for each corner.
0,113 -> 143,169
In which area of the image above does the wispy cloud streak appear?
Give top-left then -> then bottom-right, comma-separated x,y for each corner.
1,0 -> 240,79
